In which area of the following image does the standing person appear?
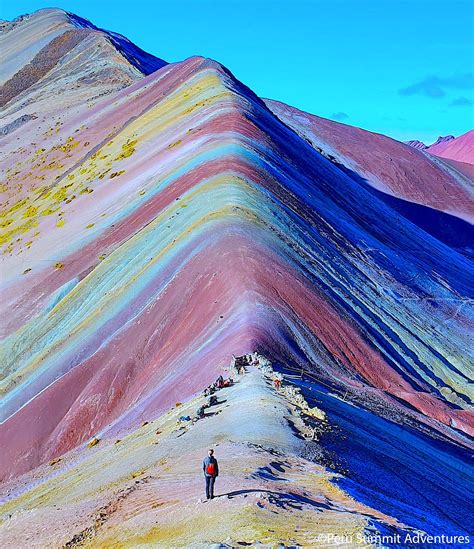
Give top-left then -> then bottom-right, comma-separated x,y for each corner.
202,448 -> 219,500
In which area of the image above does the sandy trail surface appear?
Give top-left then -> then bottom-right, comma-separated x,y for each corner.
1,367 -> 410,547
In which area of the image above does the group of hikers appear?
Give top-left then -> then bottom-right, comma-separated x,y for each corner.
199,352 -> 281,501
197,353 -> 321,500
196,374 -> 235,419
198,374 -> 229,500
198,355 -> 253,500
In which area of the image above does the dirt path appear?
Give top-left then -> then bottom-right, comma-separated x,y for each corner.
0,364 -> 410,548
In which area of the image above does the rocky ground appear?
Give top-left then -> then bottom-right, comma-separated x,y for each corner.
0,364 -> 411,548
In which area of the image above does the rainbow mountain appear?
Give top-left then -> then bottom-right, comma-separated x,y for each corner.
0,8 -> 473,547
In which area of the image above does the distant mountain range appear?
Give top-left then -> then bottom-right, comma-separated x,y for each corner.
406,132 -> 473,164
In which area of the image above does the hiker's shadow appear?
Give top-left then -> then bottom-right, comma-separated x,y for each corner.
220,489 -> 332,512
222,489 -> 257,498
209,398 -> 227,406
202,410 -> 221,418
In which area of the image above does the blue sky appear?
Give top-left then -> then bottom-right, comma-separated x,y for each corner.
1,0 -> 473,143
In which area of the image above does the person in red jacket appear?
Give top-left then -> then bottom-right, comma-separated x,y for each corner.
202,448 -> 219,499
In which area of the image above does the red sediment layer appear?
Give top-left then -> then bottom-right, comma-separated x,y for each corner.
2,228 -> 470,480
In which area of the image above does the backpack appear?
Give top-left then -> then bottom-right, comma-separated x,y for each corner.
206,462 -> 216,475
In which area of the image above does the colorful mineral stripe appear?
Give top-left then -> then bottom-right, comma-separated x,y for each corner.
0,8 -> 473,548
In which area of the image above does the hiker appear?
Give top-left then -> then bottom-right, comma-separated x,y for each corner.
205,385 -> 216,396
273,378 -> 282,390
196,405 -> 206,419
223,377 -> 233,388
216,375 -> 224,388
202,448 -> 219,500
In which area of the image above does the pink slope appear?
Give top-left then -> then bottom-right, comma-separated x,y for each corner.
427,130 -> 474,164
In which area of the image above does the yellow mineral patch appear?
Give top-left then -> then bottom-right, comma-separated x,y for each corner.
0,70 -> 241,252
167,139 -> 182,149
130,469 -> 145,479
98,169 -> 111,179
0,218 -> 39,245
110,170 -> 125,179
23,205 -> 38,218
113,139 -> 137,161
2,197 -> 28,215
87,437 -> 100,448
41,206 -> 60,216
52,187 -> 68,201
59,136 -> 80,154
43,161 -> 64,170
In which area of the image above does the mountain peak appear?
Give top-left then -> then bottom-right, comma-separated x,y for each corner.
405,134 -> 474,165
430,135 -> 455,147
426,130 -> 474,164
0,7 -> 166,94
405,139 -> 427,149
65,10 -> 167,75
